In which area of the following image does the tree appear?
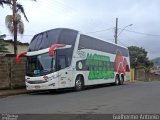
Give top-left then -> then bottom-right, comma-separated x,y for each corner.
0,0 -> 36,55
0,0 -> 12,7
0,40 -> 9,53
128,46 -> 153,69
5,14 -> 24,36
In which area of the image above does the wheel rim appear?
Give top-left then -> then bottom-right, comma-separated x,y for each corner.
115,77 -> 119,85
76,79 -> 82,89
120,76 -> 124,84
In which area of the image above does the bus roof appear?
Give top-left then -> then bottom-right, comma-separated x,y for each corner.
28,28 -> 128,52
28,28 -> 78,51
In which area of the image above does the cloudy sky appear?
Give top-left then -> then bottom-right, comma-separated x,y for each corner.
0,0 -> 160,59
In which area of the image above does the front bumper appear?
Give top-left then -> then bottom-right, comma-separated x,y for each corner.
25,80 -> 58,90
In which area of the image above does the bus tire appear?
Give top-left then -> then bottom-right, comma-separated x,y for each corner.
119,75 -> 124,85
74,75 -> 84,91
114,75 -> 120,85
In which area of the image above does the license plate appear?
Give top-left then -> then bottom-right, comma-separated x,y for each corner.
35,85 -> 40,89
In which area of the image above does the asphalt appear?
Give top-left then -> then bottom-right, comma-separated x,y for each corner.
0,80 -> 135,97
1,80 -> 160,114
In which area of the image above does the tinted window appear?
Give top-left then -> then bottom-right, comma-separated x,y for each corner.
56,56 -> 66,70
56,49 -> 72,67
78,34 -> 129,57
26,53 -> 55,77
29,28 -> 78,51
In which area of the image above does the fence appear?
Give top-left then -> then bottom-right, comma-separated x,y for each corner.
135,68 -> 160,81
0,56 -> 26,90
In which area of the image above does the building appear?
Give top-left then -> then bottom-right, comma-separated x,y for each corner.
0,39 -> 29,54
150,66 -> 160,75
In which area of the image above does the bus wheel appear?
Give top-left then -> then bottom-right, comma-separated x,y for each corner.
119,75 -> 124,85
74,76 -> 83,91
115,75 -> 120,85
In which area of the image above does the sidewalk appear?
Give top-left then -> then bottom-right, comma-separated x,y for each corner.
0,89 -> 28,97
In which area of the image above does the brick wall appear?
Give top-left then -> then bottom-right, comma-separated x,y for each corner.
135,68 -> 160,81
0,56 -> 25,89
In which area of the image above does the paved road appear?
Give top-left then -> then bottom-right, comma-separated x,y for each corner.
0,81 -> 160,114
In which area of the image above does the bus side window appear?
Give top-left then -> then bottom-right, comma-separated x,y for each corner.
57,56 -> 66,70
66,56 -> 71,67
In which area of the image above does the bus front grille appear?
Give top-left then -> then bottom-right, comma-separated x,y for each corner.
27,80 -> 47,84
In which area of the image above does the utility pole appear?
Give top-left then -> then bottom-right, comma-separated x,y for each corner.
114,18 -> 118,44
13,0 -> 18,55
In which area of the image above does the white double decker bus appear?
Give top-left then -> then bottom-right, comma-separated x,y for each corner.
16,28 -> 131,91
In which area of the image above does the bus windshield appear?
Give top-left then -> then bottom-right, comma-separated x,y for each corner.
26,53 -> 55,77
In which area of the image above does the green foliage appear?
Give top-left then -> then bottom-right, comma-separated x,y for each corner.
128,46 -> 153,69
0,0 -> 12,7
1,0 -> 36,55
5,14 -> 24,35
0,0 -> 30,22
0,40 -> 9,53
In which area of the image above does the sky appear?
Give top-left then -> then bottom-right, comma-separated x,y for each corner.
0,0 -> 160,59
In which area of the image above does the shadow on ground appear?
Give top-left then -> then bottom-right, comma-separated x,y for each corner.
28,83 -> 128,96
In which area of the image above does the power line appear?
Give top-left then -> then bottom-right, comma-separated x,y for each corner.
86,27 -> 114,34
5,34 -> 33,36
118,40 -> 128,47
122,29 -> 160,37
86,26 -> 160,37
118,30 -> 140,45
3,27 -> 114,37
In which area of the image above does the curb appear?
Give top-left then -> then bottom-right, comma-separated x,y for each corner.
0,89 -> 28,97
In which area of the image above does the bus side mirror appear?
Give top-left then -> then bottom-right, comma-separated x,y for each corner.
16,52 -> 27,64
49,44 -> 65,57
